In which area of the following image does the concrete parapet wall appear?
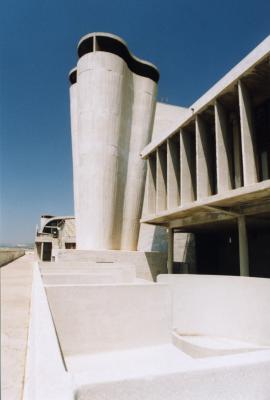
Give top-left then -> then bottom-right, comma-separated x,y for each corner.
158,274 -> 270,346
55,249 -> 167,281
0,249 -> 25,267
75,351 -> 270,400
23,264 -> 73,400
45,283 -> 171,357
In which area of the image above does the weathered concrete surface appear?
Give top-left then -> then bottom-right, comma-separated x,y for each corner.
0,248 -> 25,267
1,254 -> 34,400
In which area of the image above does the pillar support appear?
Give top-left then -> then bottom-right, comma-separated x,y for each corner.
167,228 -> 174,274
238,215 -> 249,276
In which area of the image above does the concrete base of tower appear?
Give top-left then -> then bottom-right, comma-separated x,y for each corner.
54,249 -> 167,281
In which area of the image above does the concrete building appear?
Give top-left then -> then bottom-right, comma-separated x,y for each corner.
2,33 -> 270,400
141,35 -> 270,278
35,215 -> 76,261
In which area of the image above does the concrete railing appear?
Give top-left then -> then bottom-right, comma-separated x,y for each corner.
0,249 -> 25,267
158,274 -> 270,346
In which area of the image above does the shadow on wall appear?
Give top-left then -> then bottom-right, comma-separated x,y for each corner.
151,226 -> 168,252
173,232 -> 196,274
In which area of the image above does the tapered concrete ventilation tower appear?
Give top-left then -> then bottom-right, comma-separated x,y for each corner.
69,33 -> 159,250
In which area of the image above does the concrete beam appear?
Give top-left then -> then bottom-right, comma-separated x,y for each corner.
167,137 -> 180,209
215,100 -> 233,192
238,80 -> 258,185
168,212 -> 234,229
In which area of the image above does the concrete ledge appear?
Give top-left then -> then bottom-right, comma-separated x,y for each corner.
75,351 -> 270,400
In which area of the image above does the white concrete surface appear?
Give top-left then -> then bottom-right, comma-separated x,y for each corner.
172,333 -> 268,358
158,274 -> 270,345
75,350 -> 270,400
45,283 -> 171,356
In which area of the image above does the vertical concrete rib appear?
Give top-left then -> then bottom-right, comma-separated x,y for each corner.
215,100 -> 233,192
232,114 -> 243,188
120,76 -> 157,250
156,147 -> 167,212
196,115 -> 212,199
238,80 -> 258,185
180,129 -> 196,204
167,136 -> 180,209
147,154 -> 157,214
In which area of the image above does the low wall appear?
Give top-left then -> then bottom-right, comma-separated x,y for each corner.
55,250 -> 167,281
46,283 -> 171,357
23,264 -> 73,400
158,274 -> 270,346
0,249 -> 25,267
39,262 -> 136,282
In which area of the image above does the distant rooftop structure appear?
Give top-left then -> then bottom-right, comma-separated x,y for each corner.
35,215 -> 76,261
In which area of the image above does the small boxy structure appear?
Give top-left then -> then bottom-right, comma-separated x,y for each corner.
35,215 -> 76,261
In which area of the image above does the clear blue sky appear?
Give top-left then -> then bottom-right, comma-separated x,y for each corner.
0,0 -> 269,245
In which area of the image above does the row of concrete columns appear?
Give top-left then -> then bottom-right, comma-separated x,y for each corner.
167,215 -> 250,276
146,79 -> 259,216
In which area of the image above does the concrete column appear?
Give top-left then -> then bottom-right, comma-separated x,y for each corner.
156,147 -> 167,212
167,137 -> 180,209
180,129 -> 196,204
238,215 -> 249,276
147,154 -> 156,214
41,242 -> 44,261
167,228 -> 174,274
238,80 -> 258,185
232,114 -> 243,188
215,100 -> 233,192
120,76 -> 157,250
196,115 -> 212,199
